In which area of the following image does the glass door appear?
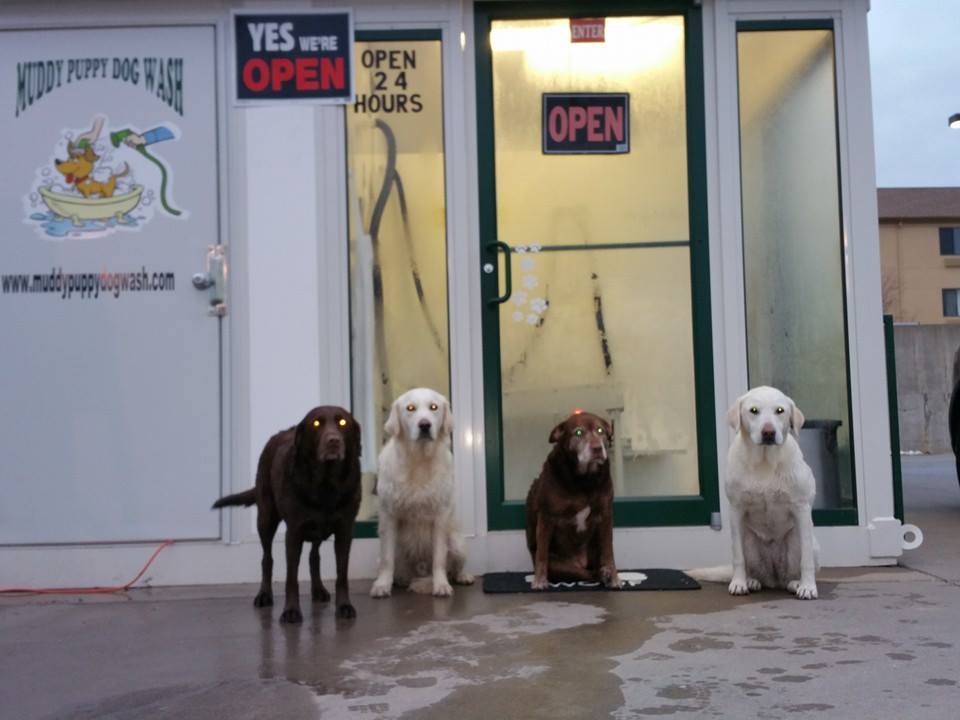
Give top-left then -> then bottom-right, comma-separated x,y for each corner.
475,2 -> 717,529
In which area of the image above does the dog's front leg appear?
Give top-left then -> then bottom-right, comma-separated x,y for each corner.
597,515 -> 621,589
280,533 -> 304,623
532,514 -> 553,590
791,503 -> 818,600
309,542 -> 330,602
370,512 -> 397,598
431,516 -> 453,597
334,526 -> 357,618
728,508 -> 751,596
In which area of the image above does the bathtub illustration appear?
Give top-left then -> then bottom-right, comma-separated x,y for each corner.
38,184 -> 144,225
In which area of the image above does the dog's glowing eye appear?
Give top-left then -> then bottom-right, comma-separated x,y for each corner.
406,404 -> 416,412
312,420 -> 320,427
430,403 -> 438,411
574,428 -> 584,437
775,407 -> 785,415
749,407 -> 759,415
597,427 -> 604,434
338,418 -> 347,427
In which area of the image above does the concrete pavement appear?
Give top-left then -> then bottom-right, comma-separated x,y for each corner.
2,455 -> 958,719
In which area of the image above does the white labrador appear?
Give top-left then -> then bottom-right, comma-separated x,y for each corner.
369,388 -> 474,598
692,386 -> 819,600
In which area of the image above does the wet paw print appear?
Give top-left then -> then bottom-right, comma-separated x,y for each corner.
509,245 -> 545,323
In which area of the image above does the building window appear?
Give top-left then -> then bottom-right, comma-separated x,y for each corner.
736,22 -> 856,515
943,289 -> 960,317
939,227 -> 960,255
345,33 -> 449,524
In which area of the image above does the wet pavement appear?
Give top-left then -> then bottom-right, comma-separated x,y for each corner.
2,455 -> 959,719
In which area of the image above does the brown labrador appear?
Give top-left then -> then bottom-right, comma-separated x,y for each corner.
213,406 -> 362,622
525,411 -> 621,590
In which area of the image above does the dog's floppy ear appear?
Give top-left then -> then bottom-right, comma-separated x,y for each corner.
293,413 -> 312,463
349,416 -> 363,458
548,420 -> 567,444
440,396 -> 454,437
789,400 -> 805,437
600,417 -> 613,441
384,398 -> 401,438
727,395 -> 744,433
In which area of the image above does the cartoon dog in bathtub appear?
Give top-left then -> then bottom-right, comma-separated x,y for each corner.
55,140 -> 129,199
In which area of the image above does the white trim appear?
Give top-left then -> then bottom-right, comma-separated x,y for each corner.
0,523 -> 899,590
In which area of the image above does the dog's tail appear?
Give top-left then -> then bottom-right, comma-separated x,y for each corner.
684,565 -> 733,583
211,488 -> 256,509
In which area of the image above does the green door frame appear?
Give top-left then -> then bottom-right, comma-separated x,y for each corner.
475,1 -> 719,530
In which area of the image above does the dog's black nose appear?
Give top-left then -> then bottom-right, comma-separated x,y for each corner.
760,429 -> 777,444
418,420 -> 432,435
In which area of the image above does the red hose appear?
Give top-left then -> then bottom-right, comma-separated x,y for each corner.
0,539 -> 175,595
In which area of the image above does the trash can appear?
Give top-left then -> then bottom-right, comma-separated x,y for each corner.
798,419 -> 842,509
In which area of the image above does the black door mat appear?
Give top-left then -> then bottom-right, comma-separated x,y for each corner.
482,569 -> 700,593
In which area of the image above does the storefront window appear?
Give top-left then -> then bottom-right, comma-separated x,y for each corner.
737,24 -> 856,514
346,35 -> 448,522
487,16 -> 703,504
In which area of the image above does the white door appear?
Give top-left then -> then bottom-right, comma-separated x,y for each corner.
0,25 -> 222,544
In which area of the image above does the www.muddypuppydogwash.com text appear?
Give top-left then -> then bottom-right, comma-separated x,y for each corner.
2,268 -> 175,299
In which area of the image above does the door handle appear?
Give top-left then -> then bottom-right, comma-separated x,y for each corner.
485,241 -> 513,305
192,244 -> 227,317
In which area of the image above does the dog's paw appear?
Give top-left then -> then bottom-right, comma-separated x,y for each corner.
530,575 -> 549,591
312,586 -> 331,602
453,571 -> 475,586
336,603 -> 357,619
790,581 -> 818,600
433,580 -> 454,597
253,590 -> 273,608
370,581 -> 392,598
728,578 -> 751,596
747,577 -> 762,592
279,607 -> 303,624
600,567 -> 622,589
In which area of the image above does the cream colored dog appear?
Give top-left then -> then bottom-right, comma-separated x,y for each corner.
370,388 -> 474,598
691,386 -> 819,599
726,386 -> 819,599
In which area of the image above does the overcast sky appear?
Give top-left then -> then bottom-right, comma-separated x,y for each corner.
869,0 -> 960,188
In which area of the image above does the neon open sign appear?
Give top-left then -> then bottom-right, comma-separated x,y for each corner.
542,93 -> 630,155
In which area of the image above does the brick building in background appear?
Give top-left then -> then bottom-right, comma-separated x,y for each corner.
879,187 -> 960,452
879,187 -> 960,323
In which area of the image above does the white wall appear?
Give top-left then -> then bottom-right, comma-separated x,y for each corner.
0,0 -> 919,590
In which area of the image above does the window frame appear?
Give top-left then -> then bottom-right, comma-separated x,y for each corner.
735,18 -> 858,526
347,28 -> 448,539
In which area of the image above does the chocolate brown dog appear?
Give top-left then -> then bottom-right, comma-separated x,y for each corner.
525,411 -> 621,590
213,406 -> 362,622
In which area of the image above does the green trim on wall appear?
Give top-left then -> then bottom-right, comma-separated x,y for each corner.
476,1 -> 718,530
812,508 -> 859,526
354,520 -> 378,539
356,29 -> 442,41
736,20 -> 835,33
885,314 -> 904,523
